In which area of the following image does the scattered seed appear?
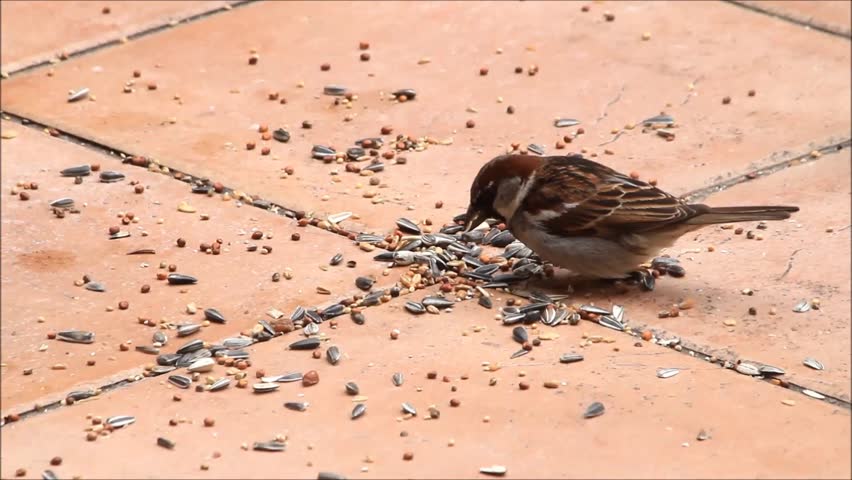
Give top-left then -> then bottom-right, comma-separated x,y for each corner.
583,402 -> 605,418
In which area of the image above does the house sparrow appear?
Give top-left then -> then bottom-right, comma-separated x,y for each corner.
464,154 -> 799,279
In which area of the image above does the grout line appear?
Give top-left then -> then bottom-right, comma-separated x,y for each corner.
679,138 -> 851,203
723,0 -> 852,40
1,1 -> 260,80
0,110 -> 366,241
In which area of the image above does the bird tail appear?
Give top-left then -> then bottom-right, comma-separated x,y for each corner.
685,205 -> 800,225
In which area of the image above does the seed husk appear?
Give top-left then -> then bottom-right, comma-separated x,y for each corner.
330,253 -> 344,266
177,323 -> 201,337
803,357 -> 824,370
167,273 -> 197,285
289,338 -> 321,350
209,377 -> 231,391
735,362 -> 761,376
583,402 -> 605,419
57,330 -> 95,344
656,368 -> 680,379
187,357 -> 215,373
351,403 -> 366,419
49,197 -> 75,209
326,346 -> 342,365
262,372 -> 303,383
405,301 -> 425,314
42,471 -> 58,480
355,276 -> 375,291
136,345 -> 159,355
392,372 -> 404,386
598,315 -> 625,331
109,231 -> 130,240
802,389 -> 826,400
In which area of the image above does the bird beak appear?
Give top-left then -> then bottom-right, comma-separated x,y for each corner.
463,205 -> 489,233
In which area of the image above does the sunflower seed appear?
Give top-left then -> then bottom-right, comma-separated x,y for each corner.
512,326 -> 528,344
106,415 -> 136,429
567,312 -> 581,325
303,322 -> 320,336
611,305 -> 625,323
66,389 -> 98,402
191,184 -> 212,194
136,345 -> 159,355
422,296 -> 454,309
259,319 -> 276,336
554,118 -> 580,128
351,403 -> 366,419
392,88 -> 417,100
49,197 -> 75,209
392,372 -> 404,386
480,465 -> 508,476
793,300 -> 811,313
323,85 -> 348,96
209,377 -> 230,391
510,348 -> 529,359
322,303 -> 346,320
326,346 -> 342,365
355,276 -> 375,291
598,315 -> 625,331
109,231 -> 130,240
559,353 -> 584,364
68,87 -> 90,102
666,264 -> 686,277
351,311 -> 366,325
579,305 -> 611,316
289,338 -> 320,350
641,114 -> 675,126
99,171 -> 125,183
329,253 -> 344,266
187,357 -> 214,373
527,143 -> 545,155
219,349 -> 249,360
223,337 -> 252,349
204,308 -> 226,324
345,382 -> 360,395
803,357 -> 824,370
273,128 -> 290,143
42,471 -> 58,480
60,165 -> 91,177
126,248 -> 155,255
177,349 -> 211,367
802,389 -> 826,400
478,295 -> 493,309
262,372 -> 303,383
177,323 -> 201,337
758,364 -> 785,376
401,402 -> 417,416
81,281 -> 106,292
735,362 -> 761,376
396,218 -> 421,234
657,368 -> 680,379
167,273 -> 197,285
157,437 -> 175,449
285,401 -> 310,412
168,375 -> 191,389
57,330 -> 95,344
583,402 -> 605,419
696,429 -> 710,441
253,382 -> 280,393
317,472 -> 347,480
157,353 -> 181,366
151,365 -> 175,376
327,211 -> 352,224
253,440 -> 286,452
405,301 -> 425,314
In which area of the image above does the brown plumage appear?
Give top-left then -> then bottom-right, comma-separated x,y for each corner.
465,154 -> 799,278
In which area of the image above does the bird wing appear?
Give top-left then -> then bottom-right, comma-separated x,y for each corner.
520,156 -> 701,238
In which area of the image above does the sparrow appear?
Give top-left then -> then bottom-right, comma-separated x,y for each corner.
464,154 -> 799,280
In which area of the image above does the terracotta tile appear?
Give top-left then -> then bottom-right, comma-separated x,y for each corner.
0,295 -> 848,479
1,1 -> 234,73
0,120 -> 389,409
1,1 -> 848,235
739,1 -> 851,36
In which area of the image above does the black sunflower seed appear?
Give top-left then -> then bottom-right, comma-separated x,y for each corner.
583,402 -> 605,419
392,372 -> 404,386
168,375 -> 191,389
289,338 -> 321,350
422,296 -> 454,309
49,197 -> 75,209
106,415 -> 136,428
177,323 -> 201,337
396,218 -> 421,234
345,382 -> 359,395
554,118 -> 580,128
351,311 -> 366,325
157,353 -> 181,366
559,353 -> 584,364
405,301 -> 425,314
330,253 -> 343,266
285,402 -> 309,412
176,339 -> 204,355
99,171 -> 125,183
323,85 -> 348,96
167,273 -> 197,285
512,326 -> 528,344
204,308 -> 226,324
401,402 -> 417,416
57,330 -> 95,344
253,440 -> 286,452
392,88 -> 417,100
60,165 -> 91,177
273,128 -> 290,143
157,437 -> 175,449
478,295 -> 493,309
326,346 -> 341,365
355,276 -> 375,291
351,403 -> 366,420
